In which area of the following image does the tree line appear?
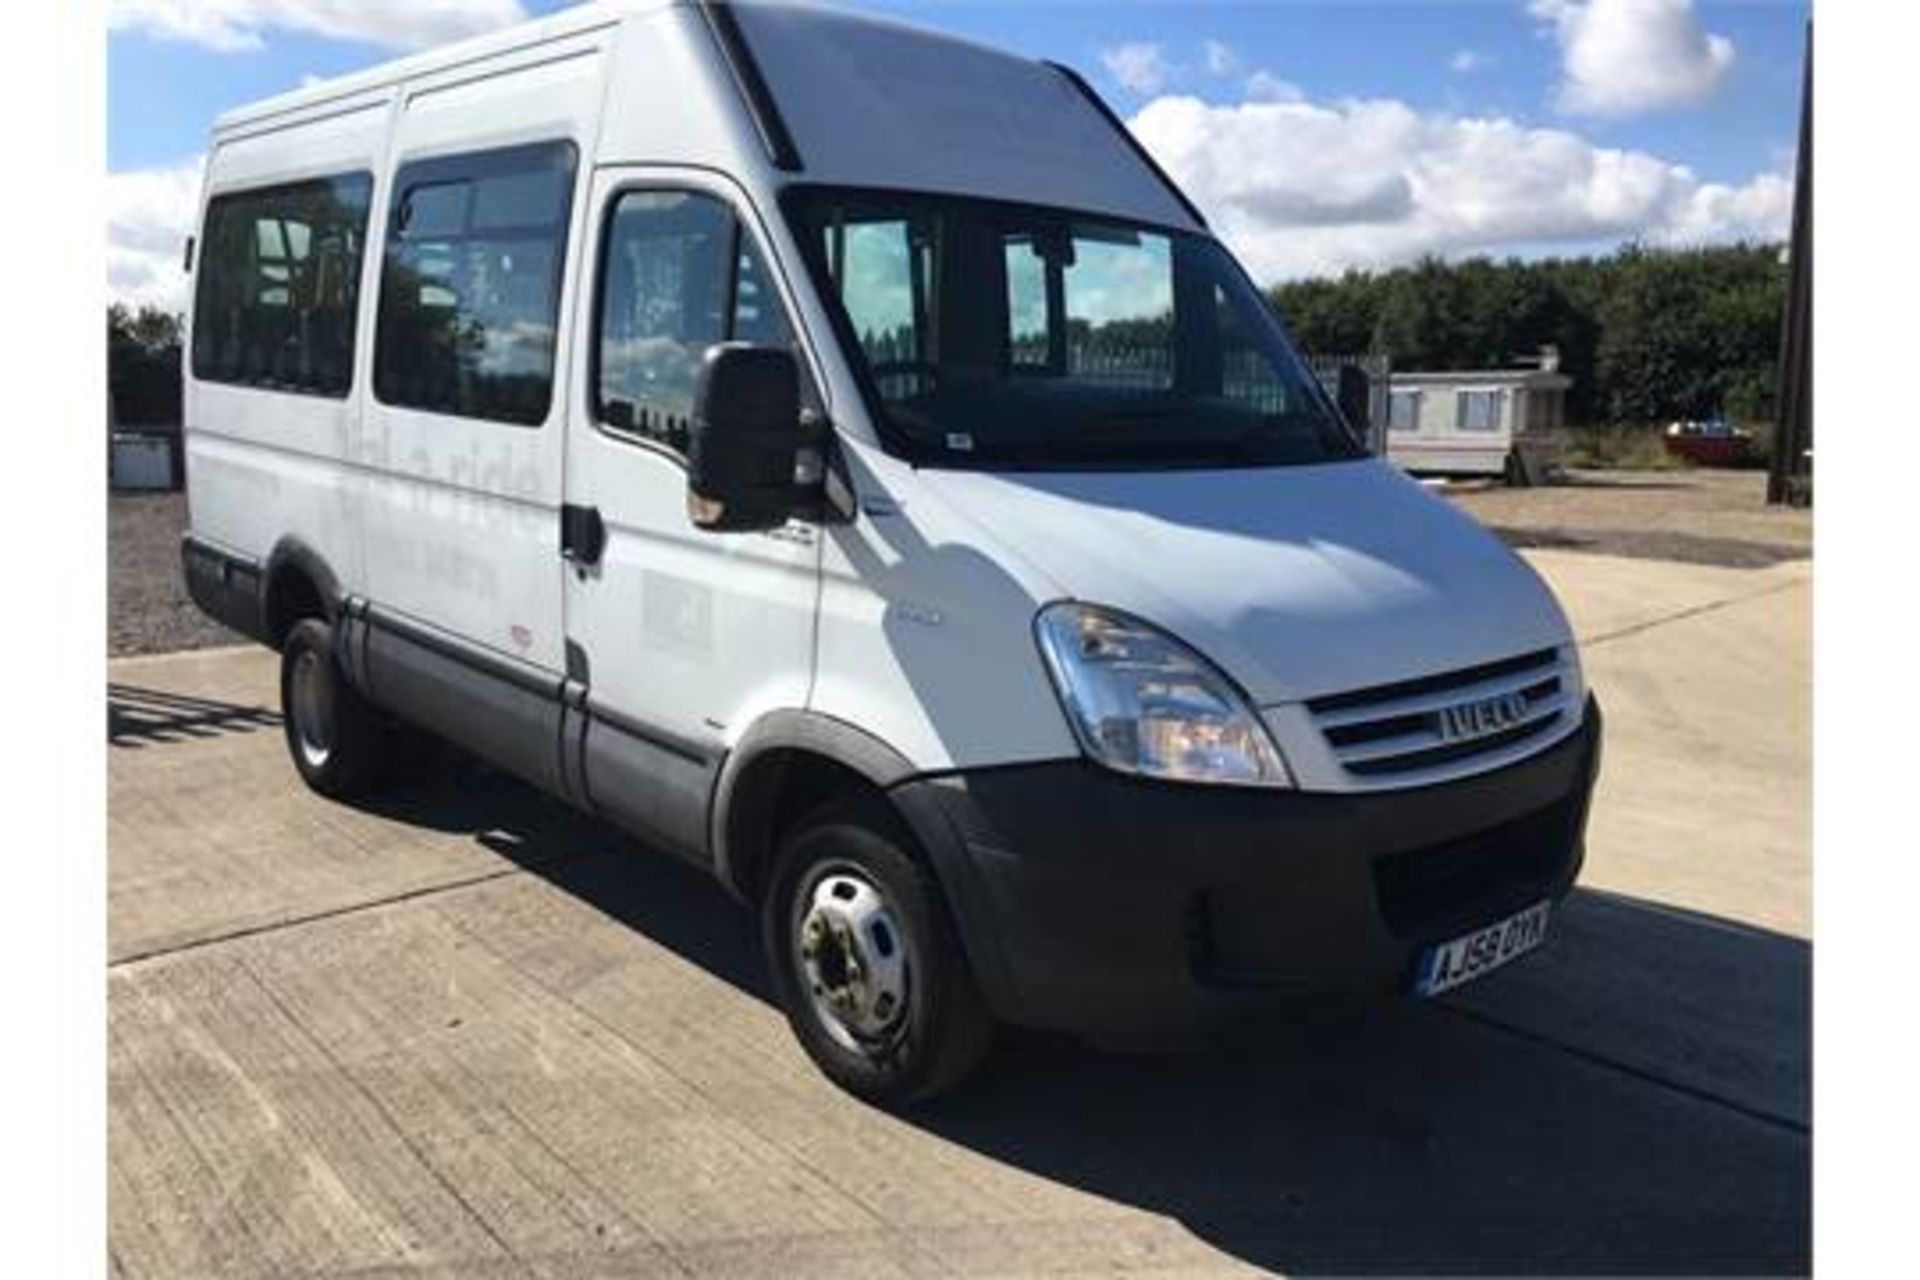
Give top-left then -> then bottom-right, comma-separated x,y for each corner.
1269,242 -> 1787,428
108,304 -> 184,428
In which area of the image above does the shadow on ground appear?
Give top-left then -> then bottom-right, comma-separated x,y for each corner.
358,752 -> 1814,1276
109,683 -> 282,748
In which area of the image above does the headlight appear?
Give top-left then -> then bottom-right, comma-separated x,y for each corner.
1035,602 -> 1293,788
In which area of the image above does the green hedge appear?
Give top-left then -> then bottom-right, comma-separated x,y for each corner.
1269,242 -> 1786,429
109,304 -> 183,428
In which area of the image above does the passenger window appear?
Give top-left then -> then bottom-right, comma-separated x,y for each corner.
374,141 -> 577,426
191,172 -> 373,397
595,190 -> 798,453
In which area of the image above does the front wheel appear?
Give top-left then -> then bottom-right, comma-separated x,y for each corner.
280,617 -> 388,799
763,800 -> 994,1106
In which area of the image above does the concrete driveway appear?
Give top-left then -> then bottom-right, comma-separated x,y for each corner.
107,550 -> 1811,1277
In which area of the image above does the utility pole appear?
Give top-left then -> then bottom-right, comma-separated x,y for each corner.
1769,20 -> 1812,506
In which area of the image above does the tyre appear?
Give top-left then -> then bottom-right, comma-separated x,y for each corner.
279,617 -> 389,799
763,799 -> 994,1106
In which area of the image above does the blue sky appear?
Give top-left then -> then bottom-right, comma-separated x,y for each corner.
107,0 -> 1808,305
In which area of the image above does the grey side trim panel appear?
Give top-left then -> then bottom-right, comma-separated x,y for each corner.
181,536 -> 268,644
335,597 -> 736,875
588,698 -> 720,770
361,606 -> 569,798
559,679 -> 592,811
582,706 -> 720,866
350,604 -> 719,862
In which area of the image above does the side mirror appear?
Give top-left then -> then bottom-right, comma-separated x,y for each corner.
686,343 -> 816,532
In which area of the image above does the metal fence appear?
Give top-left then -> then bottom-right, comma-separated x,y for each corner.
866,329 -> 1392,455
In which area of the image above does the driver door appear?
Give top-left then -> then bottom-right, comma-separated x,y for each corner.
560,169 -> 822,862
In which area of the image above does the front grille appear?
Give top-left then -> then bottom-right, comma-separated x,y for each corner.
1372,799 -> 1576,938
1307,648 -> 1572,781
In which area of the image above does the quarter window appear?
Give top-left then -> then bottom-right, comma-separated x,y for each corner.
191,173 -> 373,396
374,141 -> 577,426
595,190 -> 798,454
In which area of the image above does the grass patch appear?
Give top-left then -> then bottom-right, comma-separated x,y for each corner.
1565,424 -> 1690,471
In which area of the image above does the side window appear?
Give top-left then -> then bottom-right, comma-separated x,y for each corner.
191,172 -> 373,396
374,141 -> 577,426
595,190 -> 798,453
1388,389 -> 1422,433
1458,389 -> 1502,432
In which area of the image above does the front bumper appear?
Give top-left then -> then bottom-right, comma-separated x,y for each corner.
890,696 -> 1602,1038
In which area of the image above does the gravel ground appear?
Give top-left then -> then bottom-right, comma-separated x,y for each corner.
109,493 -> 237,657
109,467 -> 1811,656
1444,468 -> 1812,569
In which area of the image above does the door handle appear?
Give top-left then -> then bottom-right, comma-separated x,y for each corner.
561,503 -> 606,568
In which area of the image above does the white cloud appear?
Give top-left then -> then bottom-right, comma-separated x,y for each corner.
1101,41 -> 1173,95
1530,0 -> 1735,116
1244,70 -> 1303,104
1127,94 -> 1790,281
1449,49 -> 1492,75
108,158 -> 204,312
107,1 -> 530,54
1202,39 -> 1239,77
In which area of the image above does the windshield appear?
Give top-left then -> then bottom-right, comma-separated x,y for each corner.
784,187 -> 1362,470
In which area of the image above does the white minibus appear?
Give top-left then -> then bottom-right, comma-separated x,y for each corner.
183,0 -> 1601,1104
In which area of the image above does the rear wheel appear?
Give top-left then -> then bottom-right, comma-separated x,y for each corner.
280,617 -> 388,799
763,799 -> 994,1106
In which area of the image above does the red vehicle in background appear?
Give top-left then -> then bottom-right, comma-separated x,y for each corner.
1665,418 -> 1754,467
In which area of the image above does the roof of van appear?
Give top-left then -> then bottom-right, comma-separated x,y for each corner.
213,0 -> 665,132
210,1 -> 1059,134
212,0 -> 1200,232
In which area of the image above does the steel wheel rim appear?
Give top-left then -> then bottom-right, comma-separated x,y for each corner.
290,649 -> 335,768
793,865 -> 913,1054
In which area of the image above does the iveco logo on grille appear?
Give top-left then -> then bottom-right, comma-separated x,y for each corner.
1438,691 -> 1532,742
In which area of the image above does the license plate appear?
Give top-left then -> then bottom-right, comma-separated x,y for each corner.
1414,900 -> 1552,997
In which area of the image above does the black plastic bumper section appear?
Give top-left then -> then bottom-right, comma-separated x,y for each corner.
180,536 -> 268,645
891,697 -> 1602,1038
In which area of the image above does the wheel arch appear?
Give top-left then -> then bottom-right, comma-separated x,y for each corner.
710,710 -> 1024,1023
261,538 -> 343,649
711,710 -> 920,903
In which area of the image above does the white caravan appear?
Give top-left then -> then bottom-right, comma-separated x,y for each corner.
1386,367 -> 1573,480
183,0 -> 1602,1103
